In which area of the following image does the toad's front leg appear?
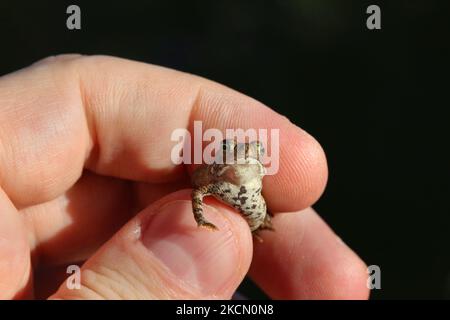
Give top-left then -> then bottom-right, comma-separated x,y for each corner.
191,185 -> 219,231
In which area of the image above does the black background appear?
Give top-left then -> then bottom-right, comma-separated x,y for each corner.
0,0 -> 449,299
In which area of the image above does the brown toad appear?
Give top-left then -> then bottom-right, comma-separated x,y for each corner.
191,138 -> 274,239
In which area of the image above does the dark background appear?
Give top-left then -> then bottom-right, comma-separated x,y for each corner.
0,0 -> 449,299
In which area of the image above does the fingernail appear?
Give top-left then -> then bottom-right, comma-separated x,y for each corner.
141,200 -> 240,295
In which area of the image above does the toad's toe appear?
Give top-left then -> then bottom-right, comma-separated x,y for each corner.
198,221 -> 219,231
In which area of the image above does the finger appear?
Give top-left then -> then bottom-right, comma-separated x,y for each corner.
22,171 -> 134,266
0,55 -> 327,213
34,262 -> 84,300
132,178 -> 192,211
249,208 -> 370,300
0,188 -> 32,299
23,171 -> 191,267
50,189 -> 253,299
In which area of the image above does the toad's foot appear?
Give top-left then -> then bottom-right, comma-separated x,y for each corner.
251,214 -> 275,242
260,212 -> 275,231
252,232 -> 264,243
258,221 -> 275,232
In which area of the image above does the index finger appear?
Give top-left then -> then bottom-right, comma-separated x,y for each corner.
0,55 -> 327,211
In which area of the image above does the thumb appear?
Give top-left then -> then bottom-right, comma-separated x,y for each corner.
0,188 -> 31,299
50,189 -> 253,299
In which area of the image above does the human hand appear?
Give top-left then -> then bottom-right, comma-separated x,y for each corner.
0,55 -> 369,299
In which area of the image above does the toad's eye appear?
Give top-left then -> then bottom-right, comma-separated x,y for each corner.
251,141 -> 265,156
258,143 -> 265,156
221,139 -> 235,151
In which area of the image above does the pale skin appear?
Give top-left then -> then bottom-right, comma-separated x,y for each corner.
0,55 -> 369,299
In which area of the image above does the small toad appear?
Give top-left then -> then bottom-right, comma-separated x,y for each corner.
191,138 -> 274,239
